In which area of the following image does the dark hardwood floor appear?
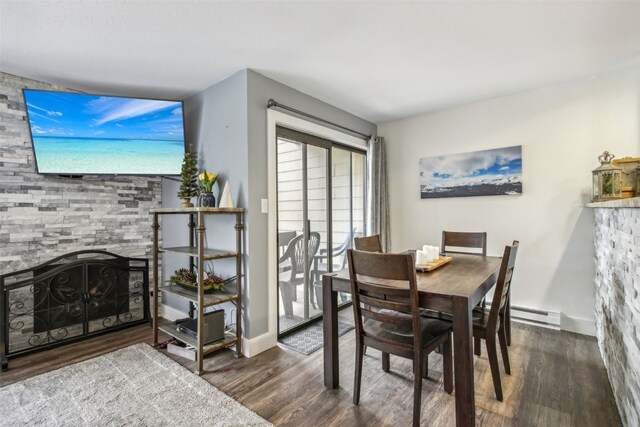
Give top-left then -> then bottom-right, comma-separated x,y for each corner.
0,313 -> 621,427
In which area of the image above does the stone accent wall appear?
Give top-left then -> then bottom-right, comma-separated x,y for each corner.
0,72 -> 161,275
594,206 -> 640,427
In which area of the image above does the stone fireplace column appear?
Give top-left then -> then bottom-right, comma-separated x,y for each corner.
587,198 -> 640,427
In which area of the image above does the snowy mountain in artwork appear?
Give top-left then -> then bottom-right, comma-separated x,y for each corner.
419,146 -> 522,199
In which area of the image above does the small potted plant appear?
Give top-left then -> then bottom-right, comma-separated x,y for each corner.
178,149 -> 198,208
198,170 -> 218,207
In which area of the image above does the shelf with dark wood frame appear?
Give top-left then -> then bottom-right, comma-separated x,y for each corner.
157,318 -> 238,356
151,207 -> 245,375
159,246 -> 238,260
160,282 -> 239,308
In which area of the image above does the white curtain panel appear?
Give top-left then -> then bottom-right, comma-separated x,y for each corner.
366,136 -> 390,252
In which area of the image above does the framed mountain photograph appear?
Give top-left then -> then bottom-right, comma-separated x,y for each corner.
419,145 -> 522,199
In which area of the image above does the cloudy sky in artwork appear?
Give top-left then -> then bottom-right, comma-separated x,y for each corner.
419,145 -> 522,188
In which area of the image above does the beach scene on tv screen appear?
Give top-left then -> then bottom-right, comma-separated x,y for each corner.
23,90 -> 185,175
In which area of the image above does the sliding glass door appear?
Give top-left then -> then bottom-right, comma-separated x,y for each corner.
276,126 -> 366,337
331,147 -> 366,275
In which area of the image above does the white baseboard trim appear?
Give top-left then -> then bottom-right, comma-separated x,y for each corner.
242,332 -> 277,358
561,315 -> 596,336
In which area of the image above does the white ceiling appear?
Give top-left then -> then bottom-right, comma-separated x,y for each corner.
2,1 -> 640,123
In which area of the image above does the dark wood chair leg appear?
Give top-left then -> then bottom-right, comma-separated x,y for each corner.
353,342 -> 364,404
498,327 -> 511,375
443,335 -> 453,394
474,337 -> 482,356
413,357 -> 423,427
486,335 -> 503,401
323,274 -> 339,389
362,304 -> 369,355
422,354 -> 428,379
382,352 -> 390,372
506,295 -> 512,346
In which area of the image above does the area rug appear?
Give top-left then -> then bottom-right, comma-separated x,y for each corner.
0,343 -> 272,426
278,320 -> 354,355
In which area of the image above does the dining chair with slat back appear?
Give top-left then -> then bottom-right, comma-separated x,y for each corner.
422,241 -> 519,402
352,234 -> 383,355
347,249 -> 453,427
475,240 -> 519,401
278,232 -> 321,318
441,230 -> 492,356
354,234 -> 383,253
441,230 -> 487,255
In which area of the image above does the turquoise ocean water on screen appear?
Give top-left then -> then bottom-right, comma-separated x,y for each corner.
33,136 -> 184,175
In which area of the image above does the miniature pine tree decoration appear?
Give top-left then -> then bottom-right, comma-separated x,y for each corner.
178,149 -> 198,208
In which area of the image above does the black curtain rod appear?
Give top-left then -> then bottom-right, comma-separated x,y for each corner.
267,99 -> 371,140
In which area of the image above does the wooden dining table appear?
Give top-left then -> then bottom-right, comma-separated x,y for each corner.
322,253 -> 503,427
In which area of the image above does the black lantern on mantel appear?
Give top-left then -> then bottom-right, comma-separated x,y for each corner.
592,151 -> 622,202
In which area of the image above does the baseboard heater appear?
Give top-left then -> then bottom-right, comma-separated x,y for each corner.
486,303 -> 561,330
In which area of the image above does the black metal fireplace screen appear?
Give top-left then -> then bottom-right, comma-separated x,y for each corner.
1,250 -> 150,370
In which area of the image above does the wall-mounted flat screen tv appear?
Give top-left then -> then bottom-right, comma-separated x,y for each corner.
23,89 -> 185,175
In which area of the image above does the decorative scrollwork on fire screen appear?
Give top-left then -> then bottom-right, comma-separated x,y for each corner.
1,251 -> 149,358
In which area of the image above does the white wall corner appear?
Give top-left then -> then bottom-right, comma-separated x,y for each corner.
561,314 -> 596,336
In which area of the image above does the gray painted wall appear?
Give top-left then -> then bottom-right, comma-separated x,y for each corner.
160,71 -> 249,324
173,69 -> 376,339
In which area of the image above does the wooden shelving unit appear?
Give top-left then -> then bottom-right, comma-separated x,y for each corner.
151,207 -> 244,374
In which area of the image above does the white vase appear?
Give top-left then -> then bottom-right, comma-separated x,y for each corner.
219,181 -> 234,208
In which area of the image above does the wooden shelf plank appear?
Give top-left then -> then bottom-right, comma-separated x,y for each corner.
201,333 -> 238,355
151,207 -> 244,214
160,283 -> 239,307
160,246 -> 238,260
157,318 -> 237,355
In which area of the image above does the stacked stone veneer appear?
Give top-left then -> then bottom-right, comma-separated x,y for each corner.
593,203 -> 640,427
0,72 -> 161,275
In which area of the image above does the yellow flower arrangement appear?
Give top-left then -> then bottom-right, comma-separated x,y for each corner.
198,170 -> 218,193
